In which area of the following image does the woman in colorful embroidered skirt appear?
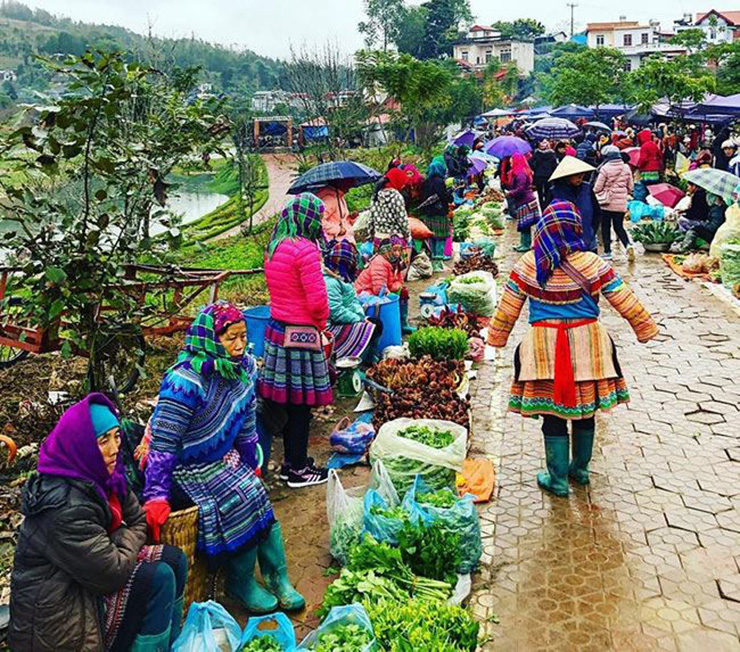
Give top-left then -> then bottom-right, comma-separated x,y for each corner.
261,193 -> 333,488
323,238 -> 380,361
506,152 -> 541,253
487,201 -> 659,497
9,394 -> 187,651
142,302 -> 305,616
420,155 -> 453,272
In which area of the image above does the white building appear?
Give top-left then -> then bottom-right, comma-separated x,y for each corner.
585,19 -> 688,70
675,10 -> 740,44
452,25 -> 535,75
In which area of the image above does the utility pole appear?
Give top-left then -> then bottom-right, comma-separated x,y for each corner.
567,3 -> 578,37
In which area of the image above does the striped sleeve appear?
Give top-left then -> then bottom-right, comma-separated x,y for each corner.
600,266 -> 658,342
487,267 -> 527,347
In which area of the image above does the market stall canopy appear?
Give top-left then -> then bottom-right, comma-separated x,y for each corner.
526,117 -> 580,140
693,93 -> 740,116
452,130 -> 476,147
592,104 -> 633,119
288,161 -> 383,195
682,168 -> 740,204
647,183 -> 685,209
624,109 -> 652,127
480,108 -> 514,118
583,121 -> 611,132
485,136 -> 531,158
550,104 -> 595,120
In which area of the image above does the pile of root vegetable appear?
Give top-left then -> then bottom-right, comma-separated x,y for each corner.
453,252 -> 499,277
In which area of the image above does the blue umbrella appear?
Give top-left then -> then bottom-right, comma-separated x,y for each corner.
526,117 -> 580,140
485,136 -> 531,158
288,161 -> 383,194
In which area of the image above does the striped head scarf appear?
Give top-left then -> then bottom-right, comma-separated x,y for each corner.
427,155 -> 447,179
324,239 -> 359,283
533,201 -> 588,288
376,235 -> 405,267
268,192 -> 325,258
173,301 -> 252,382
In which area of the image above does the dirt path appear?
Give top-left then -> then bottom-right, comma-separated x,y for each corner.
211,152 -> 297,241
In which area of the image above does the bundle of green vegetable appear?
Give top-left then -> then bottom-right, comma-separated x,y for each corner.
369,504 -> 408,521
448,272 -> 495,316
381,458 -> 457,495
408,327 -> 469,361
365,598 -> 480,651
396,520 -> 461,586
321,536 -> 452,617
240,636 -> 283,651
329,520 -> 364,567
417,489 -> 458,508
631,221 -> 679,245
311,624 -> 372,652
453,209 -> 472,242
398,424 -> 455,448
720,243 -> 740,289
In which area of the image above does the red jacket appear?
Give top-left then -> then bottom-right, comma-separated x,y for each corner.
354,255 -> 403,296
637,129 -> 662,173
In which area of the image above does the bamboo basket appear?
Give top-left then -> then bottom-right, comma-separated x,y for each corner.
160,505 -> 209,612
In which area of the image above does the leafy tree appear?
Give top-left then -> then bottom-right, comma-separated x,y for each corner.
0,50 -> 228,390
627,54 -> 716,114
418,0 -> 473,59
491,19 -> 545,40
482,62 -> 520,107
395,5 -> 428,58
545,47 -> 628,109
670,28 -> 707,54
358,0 -> 405,50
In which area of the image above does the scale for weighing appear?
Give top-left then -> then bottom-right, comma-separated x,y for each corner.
336,356 -> 364,398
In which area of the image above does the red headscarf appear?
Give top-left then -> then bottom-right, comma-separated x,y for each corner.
385,167 -> 409,192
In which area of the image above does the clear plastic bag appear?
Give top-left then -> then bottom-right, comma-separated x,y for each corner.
710,204 -> 740,259
369,418 -> 467,495
326,461 -> 398,565
448,271 -> 496,316
407,252 -> 434,282
297,604 -> 376,651
402,475 -> 482,574
172,600 -> 242,652
241,613 -> 296,651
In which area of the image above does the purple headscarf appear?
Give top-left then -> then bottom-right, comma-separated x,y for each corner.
37,393 -> 127,502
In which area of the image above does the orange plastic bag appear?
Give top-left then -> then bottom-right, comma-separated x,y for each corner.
456,458 -> 495,503
408,216 -> 433,240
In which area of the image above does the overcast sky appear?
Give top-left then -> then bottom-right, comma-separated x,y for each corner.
25,0 -> 711,60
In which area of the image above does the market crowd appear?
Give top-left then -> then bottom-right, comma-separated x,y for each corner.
6,112 -> 738,651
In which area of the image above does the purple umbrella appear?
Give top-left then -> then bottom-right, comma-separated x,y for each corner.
467,155 -> 487,175
485,136 -> 531,158
452,130 -> 476,147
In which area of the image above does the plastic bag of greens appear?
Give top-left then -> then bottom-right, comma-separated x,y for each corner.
326,462 -> 398,566
402,475 -> 482,575
448,271 -> 496,316
362,489 -> 408,545
710,204 -> 740,259
370,418 -> 467,495
240,613 -> 296,651
298,604 -> 376,651
720,243 -> 740,290
473,238 -> 496,259
479,201 -> 503,218
172,601 -> 242,652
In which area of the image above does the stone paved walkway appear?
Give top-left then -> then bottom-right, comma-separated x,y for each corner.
470,226 -> 740,651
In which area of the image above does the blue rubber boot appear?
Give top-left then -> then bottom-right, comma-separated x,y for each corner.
258,522 -> 306,611
225,546 -> 278,614
569,428 -> 595,485
537,436 -> 570,497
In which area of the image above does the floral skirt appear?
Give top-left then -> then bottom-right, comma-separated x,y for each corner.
260,319 -> 334,406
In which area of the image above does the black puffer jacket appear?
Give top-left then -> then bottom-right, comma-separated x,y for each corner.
9,474 -> 147,651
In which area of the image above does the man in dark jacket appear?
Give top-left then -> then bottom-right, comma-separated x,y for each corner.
530,140 -> 558,208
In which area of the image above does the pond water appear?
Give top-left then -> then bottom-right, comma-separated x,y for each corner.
152,189 -> 229,235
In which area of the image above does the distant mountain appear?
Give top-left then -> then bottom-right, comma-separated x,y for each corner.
0,0 -> 288,105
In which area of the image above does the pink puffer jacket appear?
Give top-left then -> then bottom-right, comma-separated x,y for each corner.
265,238 -> 329,329
593,160 -> 634,212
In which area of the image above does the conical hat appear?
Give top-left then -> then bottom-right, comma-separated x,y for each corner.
549,156 -> 596,182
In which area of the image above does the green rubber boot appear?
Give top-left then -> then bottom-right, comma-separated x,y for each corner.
399,299 -> 416,335
514,228 -> 532,252
258,522 -> 306,611
537,436 -> 570,497
569,428 -> 595,485
225,546 -> 279,614
130,630 -> 171,652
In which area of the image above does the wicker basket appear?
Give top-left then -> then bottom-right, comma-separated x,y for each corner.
160,505 -> 209,612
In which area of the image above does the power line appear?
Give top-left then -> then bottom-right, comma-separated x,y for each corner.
567,3 -> 578,37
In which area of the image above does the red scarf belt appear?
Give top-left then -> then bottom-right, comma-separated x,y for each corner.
535,319 -> 597,408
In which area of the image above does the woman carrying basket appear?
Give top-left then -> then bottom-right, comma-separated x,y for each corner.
142,301 -> 305,615
487,201 -> 658,497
